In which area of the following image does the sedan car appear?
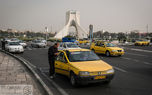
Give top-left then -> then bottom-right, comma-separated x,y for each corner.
31,40 -> 47,48
5,41 -> 24,53
58,42 -> 81,50
134,39 -> 150,46
18,40 -> 27,48
90,41 -> 125,56
55,49 -> 114,86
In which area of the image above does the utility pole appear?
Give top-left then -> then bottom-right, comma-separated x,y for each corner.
146,24 -> 148,33
89,24 -> 93,44
45,27 -> 48,41
146,24 -> 149,38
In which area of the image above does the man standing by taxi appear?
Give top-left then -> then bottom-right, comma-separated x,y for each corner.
48,43 -> 59,78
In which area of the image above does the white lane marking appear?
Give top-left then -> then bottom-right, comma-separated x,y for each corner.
41,72 -> 69,95
131,48 -> 152,53
123,47 -> 152,53
143,62 -> 152,65
122,57 -> 152,66
122,57 -> 139,62
125,52 -> 148,57
113,66 -> 127,73
42,73 -> 69,95
121,57 -> 132,60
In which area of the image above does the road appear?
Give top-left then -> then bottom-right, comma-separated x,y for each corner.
16,45 -> 152,95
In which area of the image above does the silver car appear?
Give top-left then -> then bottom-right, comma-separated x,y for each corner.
31,40 -> 47,48
58,42 -> 81,50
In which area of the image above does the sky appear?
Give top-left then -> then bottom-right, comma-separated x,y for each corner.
0,0 -> 152,33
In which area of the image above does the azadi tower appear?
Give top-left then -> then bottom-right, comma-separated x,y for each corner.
54,10 -> 88,39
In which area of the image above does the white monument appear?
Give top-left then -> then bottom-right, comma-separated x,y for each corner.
54,10 -> 88,39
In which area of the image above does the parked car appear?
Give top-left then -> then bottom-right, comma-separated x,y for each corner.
58,42 -> 81,50
41,40 -> 47,45
90,41 -> 124,56
5,41 -> 24,53
55,48 -> 114,86
11,38 -> 19,41
18,40 -> 27,48
31,40 -> 47,48
134,39 -> 150,46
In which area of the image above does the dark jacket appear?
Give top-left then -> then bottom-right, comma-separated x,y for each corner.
48,46 -> 58,60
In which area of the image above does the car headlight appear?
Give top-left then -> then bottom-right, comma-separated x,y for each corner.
121,49 -> 124,52
107,69 -> 114,74
112,50 -> 117,52
79,71 -> 90,76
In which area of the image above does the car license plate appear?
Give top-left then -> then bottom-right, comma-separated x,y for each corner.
94,76 -> 106,80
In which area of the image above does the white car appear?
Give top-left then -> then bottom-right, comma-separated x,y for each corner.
58,42 -> 81,50
31,40 -> 47,48
5,41 -> 24,53
18,40 -> 27,48
41,40 -> 47,45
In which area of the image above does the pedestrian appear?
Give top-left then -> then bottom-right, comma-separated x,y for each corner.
48,43 -> 59,78
1,39 -> 5,50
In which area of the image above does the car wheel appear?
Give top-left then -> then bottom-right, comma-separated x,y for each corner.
92,49 -> 95,53
118,55 -> 122,57
20,52 -> 24,54
70,72 -> 78,87
106,51 -> 110,57
104,80 -> 111,85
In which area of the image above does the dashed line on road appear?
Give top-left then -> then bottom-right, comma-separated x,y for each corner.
131,48 -> 152,53
121,57 -> 152,66
143,62 -> 152,65
125,52 -> 148,57
124,47 -> 152,53
113,66 -> 127,73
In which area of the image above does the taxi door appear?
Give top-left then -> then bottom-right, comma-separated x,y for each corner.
98,43 -> 106,54
94,42 -> 101,53
55,51 -> 69,76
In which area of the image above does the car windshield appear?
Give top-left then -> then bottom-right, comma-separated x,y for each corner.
68,51 -> 100,62
137,39 -> 147,41
19,40 -> 23,43
67,43 -> 79,48
106,43 -> 116,47
9,42 -> 20,45
35,41 -> 42,43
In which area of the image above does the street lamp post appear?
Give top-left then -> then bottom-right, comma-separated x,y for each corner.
45,27 -> 48,41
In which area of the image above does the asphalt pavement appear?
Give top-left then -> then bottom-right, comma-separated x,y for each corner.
15,45 -> 152,95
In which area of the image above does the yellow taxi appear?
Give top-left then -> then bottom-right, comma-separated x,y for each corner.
90,41 -> 124,56
134,39 -> 150,46
78,39 -> 90,44
55,49 -> 114,86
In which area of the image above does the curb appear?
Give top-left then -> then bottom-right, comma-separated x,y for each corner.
0,49 -> 53,95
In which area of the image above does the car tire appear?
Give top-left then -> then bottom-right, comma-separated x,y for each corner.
20,52 -> 24,54
106,51 -> 110,57
118,55 -> 122,57
70,72 -> 78,87
104,80 -> 111,85
92,49 -> 95,53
